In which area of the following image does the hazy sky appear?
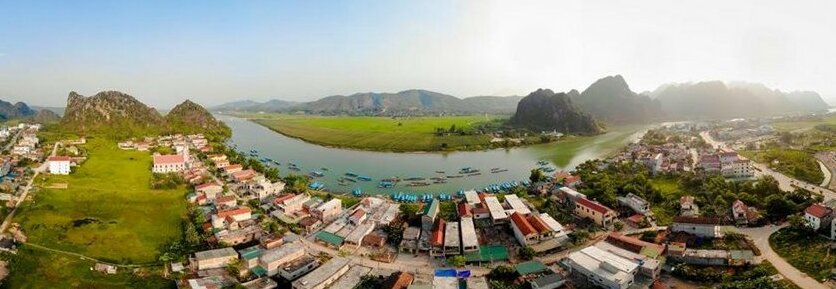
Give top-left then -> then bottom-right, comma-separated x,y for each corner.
1,0 -> 834,108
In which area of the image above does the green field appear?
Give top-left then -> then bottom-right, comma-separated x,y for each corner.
1,247 -> 172,289
740,149 -> 824,184
771,114 -> 836,132
770,228 -> 836,281
248,114 -> 498,151
14,138 -> 188,264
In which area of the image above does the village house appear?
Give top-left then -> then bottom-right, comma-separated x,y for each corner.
679,195 -> 700,217
616,193 -> 649,215
196,182 -> 223,200
152,154 -> 186,173
194,247 -> 239,270
47,156 -> 71,175
400,226 -> 421,253
291,257 -> 350,289
430,219 -> 446,257
460,217 -> 479,254
259,242 -> 305,276
280,255 -> 319,281
574,198 -> 616,228
671,216 -> 724,238
805,203 -> 833,231
510,212 -> 538,246
311,199 -> 341,222
276,193 -> 310,215
566,246 -> 639,289
422,199 -> 440,231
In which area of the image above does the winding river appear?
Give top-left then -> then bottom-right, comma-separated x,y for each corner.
222,116 -> 648,195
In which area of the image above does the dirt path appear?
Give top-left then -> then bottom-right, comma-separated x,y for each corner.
739,225 -> 828,289
24,243 -> 159,268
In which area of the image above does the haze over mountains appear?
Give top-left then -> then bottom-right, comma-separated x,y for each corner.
508,89 -> 603,134
213,75 -> 829,124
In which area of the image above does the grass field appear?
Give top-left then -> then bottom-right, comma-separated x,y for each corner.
740,149 -> 824,184
1,247 -> 172,289
770,228 -> 836,281
771,114 -> 836,132
14,138 -> 188,264
248,114 -> 498,151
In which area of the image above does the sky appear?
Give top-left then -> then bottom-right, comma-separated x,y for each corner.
1,0 -> 834,108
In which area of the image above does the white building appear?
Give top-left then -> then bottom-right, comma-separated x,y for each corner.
47,156 -> 71,175
484,196 -> 507,223
259,243 -> 305,276
311,199 -> 342,222
805,203 -> 832,231
504,194 -> 531,215
194,247 -> 239,271
292,257 -> 351,289
152,154 -> 186,173
566,246 -> 639,289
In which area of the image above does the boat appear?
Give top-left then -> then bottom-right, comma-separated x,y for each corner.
321,167 -> 329,171
404,177 -> 425,181
308,182 -> 325,190
446,175 -> 464,178
491,169 -> 508,173
467,173 -> 481,176
341,177 -> 357,183
345,172 -> 358,178
352,188 -> 363,196
309,171 -> 325,177
289,166 -> 301,171
537,160 -> 548,166
435,171 -> 445,174
357,176 -> 372,182
459,168 -> 480,174
407,182 -> 430,187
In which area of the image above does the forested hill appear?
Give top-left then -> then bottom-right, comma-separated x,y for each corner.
573,75 -> 663,124
507,89 -> 603,134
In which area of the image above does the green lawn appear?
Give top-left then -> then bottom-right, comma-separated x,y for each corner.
772,115 -> 836,132
1,247 -> 172,289
740,149 -> 824,184
770,228 -> 836,281
249,114 -> 496,151
14,138 -> 188,264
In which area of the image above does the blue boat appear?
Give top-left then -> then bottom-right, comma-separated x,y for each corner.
345,172 -> 358,178
352,188 -> 363,196
308,182 -> 325,190
357,176 -> 372,182
310,171 -> 325,177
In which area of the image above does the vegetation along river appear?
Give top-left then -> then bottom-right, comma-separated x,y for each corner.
222,116 -> 648,195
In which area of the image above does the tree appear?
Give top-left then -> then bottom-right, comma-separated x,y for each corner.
765,195 -> 795,221
448,255 -> 466,267
529,169 -> 546,183
518,246 -> 535,260
184,221 -> 202,248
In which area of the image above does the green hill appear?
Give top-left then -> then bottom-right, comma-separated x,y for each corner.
508,89 -> 603,134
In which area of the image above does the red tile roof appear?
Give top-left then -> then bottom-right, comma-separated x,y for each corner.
605,233 -> 665,255
382,272 -> 414,289
527,215 -> 551,234
431,219 -> 445,246
215,195 -> 235,204
195,182 -> 221,190
805,204 -> 832,218
153,154 -> 184,165
510,212 -> 536,236
273,194 -> 296,205
47,156 -> 71,162
576,198 -> 613,215
457,202 -> 472,217
217,207 -> 251,218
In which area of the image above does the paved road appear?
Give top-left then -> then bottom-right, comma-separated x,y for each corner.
1,129 -> 22,152
739,225 -> 829,289
700,131 -> 836,200
0,142 -> 58,234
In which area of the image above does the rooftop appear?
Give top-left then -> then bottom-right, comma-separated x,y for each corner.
194,247 -> 237,261
460,217 -> 478,248
260,242 -> 304,264
444,221 -> 460,248
292,257 -> 351,289
514,260 -> 549,275
484,196 -> 506,220
504,194 -> 531,215
576,198 -> 614,215
153,154 -> 184,165
510,212 -> 536,236
805,203 -> 832,218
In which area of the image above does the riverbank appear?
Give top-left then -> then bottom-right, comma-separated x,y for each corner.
243,113 -> 571,152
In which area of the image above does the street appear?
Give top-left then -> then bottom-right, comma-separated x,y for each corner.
739,225 -> 829,289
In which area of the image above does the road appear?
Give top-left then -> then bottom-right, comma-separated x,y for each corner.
739,225 -> 829,289
700,131 -> 836,201
0,142 -> 58,234
1,129 -> 22,152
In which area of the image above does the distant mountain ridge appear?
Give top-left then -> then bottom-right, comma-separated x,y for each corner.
572,75 -> 664,124
508,89 -> 603,134
61,91 -> 227,139
214,90 -> 522,115
652,81 -> 829,119
0,99 -> 36,120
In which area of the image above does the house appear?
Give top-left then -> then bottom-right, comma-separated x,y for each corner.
464,190 -> 480,205
805,203 -> 833,231
182,276 -> 235,289
47,156 -> 71,175
529,274 -> 565,289
566,246 -> 639,289
616,193 -> 649,215
259,242 -> 305,276
215,195 -> 236,208
510,212 -> 538,246
311,199 -> 342,222
362,233 -> 386,248
730,200 -> 752,226
444,221 -> 461,255
349,208 -> 367,226
671,216 -> 724,238
422,199 -> 440,231
381,272 -> 414,289
430,219 -> 446,257
232,169 -> 257,182
400,226 -> 421,253
679,195 -> 700,217
299,217 -> 322,235
152,154 -> 186,173
345,223 -> 375,247
557,187 -> 586,207
315,231 -> 344,249
280,256 -> 318,281
260,233 -> 285,250
196,183 -> 223,200
484,196 -> 508,223
460,217 -> 479,254
575,198 -> 615,228
276,194 -> 311,215
292,257 -> 351,289
194,247 -> 238,270
504,194 -> 531,215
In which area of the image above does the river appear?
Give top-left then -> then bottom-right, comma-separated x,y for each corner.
222,116 -> 648,195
